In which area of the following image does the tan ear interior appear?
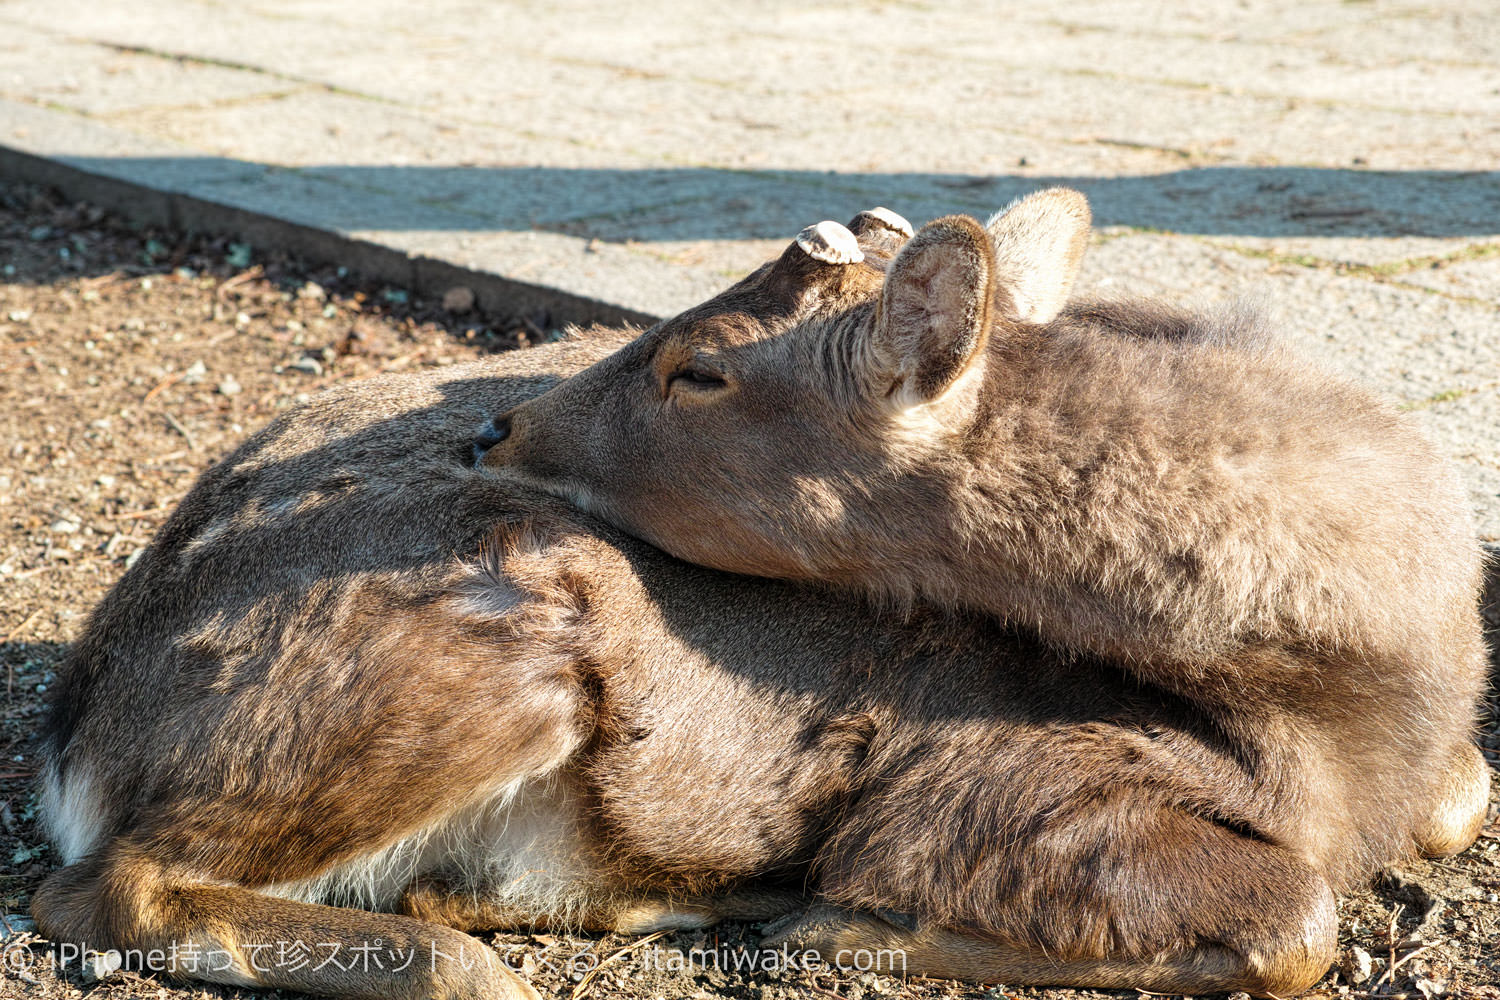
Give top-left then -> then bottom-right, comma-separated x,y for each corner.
875,215 -> 995,405
983,187 -> 1092,325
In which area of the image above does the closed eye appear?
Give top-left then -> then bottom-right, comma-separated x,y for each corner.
668,367 -> 727,390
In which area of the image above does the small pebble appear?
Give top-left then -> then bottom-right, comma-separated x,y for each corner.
218,375 -> 243,396
0,914 -> 36,939
80,949 -> 122,983
290,357 -> 323,376
182,359 -> 208,384
1345,945 -> 1373,985
443,285 -> 476,313
1412,975 -> 1445,999
50,519 -> 80,534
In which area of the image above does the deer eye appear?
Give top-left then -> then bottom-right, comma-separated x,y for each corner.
668,366 -> 727,391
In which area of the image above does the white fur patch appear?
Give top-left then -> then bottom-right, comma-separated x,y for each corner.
884,357 -> 987,447
266,776 -> 594,923
41,761 -> 110,864
471,776 -> 596,922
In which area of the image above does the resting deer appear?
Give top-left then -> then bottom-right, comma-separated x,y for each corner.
35,267 -> 1484,1000
479,190 -> 1490,897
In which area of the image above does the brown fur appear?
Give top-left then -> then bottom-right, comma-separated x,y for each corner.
482,190 -> 1491,892
36,322 -> 1483,999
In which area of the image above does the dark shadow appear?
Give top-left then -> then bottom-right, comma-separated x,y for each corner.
1,639 -> 63,918
59,157 -> 1500,239
0,178 -> 548,346
1,639 -> 63,764
1483,551 -> 1500,760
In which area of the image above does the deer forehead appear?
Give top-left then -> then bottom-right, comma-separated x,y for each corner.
643,238 -> 892,375
681,309 -> 784,347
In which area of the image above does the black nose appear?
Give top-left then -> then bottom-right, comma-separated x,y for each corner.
471,415 -> 511,466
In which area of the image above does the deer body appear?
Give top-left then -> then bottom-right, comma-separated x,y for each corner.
35,319 -> 1487,997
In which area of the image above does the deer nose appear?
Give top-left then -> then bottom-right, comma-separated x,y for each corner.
471,414 -> 511,466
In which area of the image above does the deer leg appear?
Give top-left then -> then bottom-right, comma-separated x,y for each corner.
763,904 -> 1282,990
807,805 -> 1337,998
35,848 -> 536,1000
399,875 -> 804,934
1413,741 -> 1492,859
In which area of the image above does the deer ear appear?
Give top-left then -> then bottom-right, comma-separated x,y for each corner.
984,187 -> 1091,325
873,215 -> 994,407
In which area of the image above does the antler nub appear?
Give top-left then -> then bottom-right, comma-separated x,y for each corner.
795,220 -> 865,264
859,207 -> 914,238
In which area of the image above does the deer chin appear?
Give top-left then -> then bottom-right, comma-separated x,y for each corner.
481,461 -> 599,517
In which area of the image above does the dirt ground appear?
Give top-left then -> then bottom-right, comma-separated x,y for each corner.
0,179 -> 1497,1000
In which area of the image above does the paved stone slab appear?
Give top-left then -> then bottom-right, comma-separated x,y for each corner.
1400,252 -> 1500,303
1199,235 -> 1497,270
0,26 -> 299,117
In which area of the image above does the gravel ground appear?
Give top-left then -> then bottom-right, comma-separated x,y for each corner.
0,181 -> 1497,1000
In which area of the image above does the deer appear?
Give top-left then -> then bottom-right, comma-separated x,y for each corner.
477,191 -> 1492,899
33,317 -> 1485,1000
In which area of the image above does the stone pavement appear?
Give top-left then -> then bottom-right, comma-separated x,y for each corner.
0,0 -> 1497,539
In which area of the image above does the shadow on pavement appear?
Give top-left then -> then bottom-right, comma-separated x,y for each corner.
52,157 -> 1500,241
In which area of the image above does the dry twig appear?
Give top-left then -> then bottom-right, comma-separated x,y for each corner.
109,505 -> 174,521
216,265 -> 264,300
807,975 -> 845,1000
571,930 -> 670,1000
3,609 -> 41,645
1374,938 -> 1443,991
162,411 -> 197,450
142,371 -> 184,402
